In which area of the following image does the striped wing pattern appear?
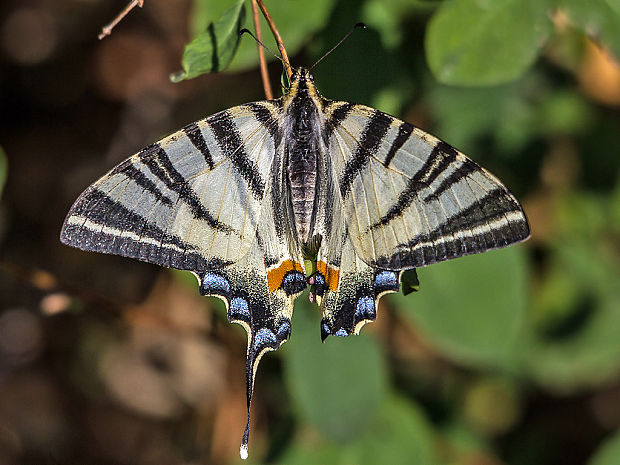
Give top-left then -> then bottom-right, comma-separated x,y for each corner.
328,102 -> 529,270
61,105 -> 276,270
312,99 -> 529,339
61,68 -> 530,459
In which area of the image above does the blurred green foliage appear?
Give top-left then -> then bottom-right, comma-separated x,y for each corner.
426,0 -> 552,85
392,246 -> 528,370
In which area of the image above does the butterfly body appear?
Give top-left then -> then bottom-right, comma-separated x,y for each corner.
61,66 -> 529,458
283,69 -> 323,244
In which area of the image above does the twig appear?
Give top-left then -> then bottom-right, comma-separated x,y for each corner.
251,0 -> 273,99
255,0 -> 292,80
98,0 -> 144,40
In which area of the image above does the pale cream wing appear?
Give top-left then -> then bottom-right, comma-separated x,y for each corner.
324,102 -> 530,270
61,102 -> 282,271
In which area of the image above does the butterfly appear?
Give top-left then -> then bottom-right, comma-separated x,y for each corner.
60,67 -> 530,458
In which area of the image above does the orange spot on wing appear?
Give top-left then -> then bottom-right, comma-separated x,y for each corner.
267,260 -> 304,292
317,261 -> 340,291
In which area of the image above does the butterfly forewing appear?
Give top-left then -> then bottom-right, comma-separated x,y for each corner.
326,103 -> 530,270
61,105 -> 279,270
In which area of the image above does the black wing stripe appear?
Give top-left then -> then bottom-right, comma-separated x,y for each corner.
139,143 -> 234,234
63,189 -> 189,251
370,141 -> 459,229
323,102 -> 355,145
209,111 -> 266,200
383,121 -> 413,167
61,189 -> 236,272
372,189 -> 529,268
423,159 -> 480,202
114,163 -> 175,207
339,110 -> 392,198
183,122 -> 214,169
415,141 -> 458,187
246,102 -> 281,145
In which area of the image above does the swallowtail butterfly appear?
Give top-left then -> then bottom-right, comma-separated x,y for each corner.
61,68 -> 530,458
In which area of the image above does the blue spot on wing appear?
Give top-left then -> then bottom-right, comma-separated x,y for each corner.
321,321 -> 331,341
229,297 -> 250,320
281,271 -> 307,295
374,270 -> 397,289
334,328 -> 349,337
355,296 -> 376,321
276,320 -> 291,341
314,273 -> 327,297
202,273 -> 230,294
253,328 -> 277,352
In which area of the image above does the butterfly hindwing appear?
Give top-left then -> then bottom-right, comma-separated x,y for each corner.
325,102 -> 530,270
60,103 -> 281,271
197,187 -> 306,455
315,227 -> 401,339
310,140 -> 400,339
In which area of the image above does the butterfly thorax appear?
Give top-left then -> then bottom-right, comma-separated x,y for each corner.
283,69 -> 324,245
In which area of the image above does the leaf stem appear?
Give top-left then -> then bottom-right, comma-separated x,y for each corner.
251,0 -> 273,99
255,0 -> 292,80
98,0 -> 144,40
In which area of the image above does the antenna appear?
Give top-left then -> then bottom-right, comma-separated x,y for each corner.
309,22 -> 366,71
239,28 -> 290,68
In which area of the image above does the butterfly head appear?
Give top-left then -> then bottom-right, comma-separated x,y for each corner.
290,67 -> 314,84
284,67 -> 321,102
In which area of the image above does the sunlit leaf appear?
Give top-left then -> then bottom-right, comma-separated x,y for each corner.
361,0 -> 434,49
426,0 -> 553,85
283,297 -> 387,441
190,0 -> 336,75
171,0 -> 245,82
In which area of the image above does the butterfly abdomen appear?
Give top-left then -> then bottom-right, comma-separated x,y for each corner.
285,80 -> 322,244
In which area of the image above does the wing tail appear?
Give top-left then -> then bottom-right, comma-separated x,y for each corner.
198,201 -> 305,458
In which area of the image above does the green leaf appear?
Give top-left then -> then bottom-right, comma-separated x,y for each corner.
171,0 -> 245,82
391,246 -> 528,369
589,429 -> 620,465
190,0 -> 336,74
556,0 -> 620,59
426,0 -> 553,85
277,394 -> 435,465
0,146 -> 6,200
283,297 -> 387,441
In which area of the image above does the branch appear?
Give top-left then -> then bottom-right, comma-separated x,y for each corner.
255,0 -> 292,80
98,0 -> 144,40
251,0 -> 273,99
